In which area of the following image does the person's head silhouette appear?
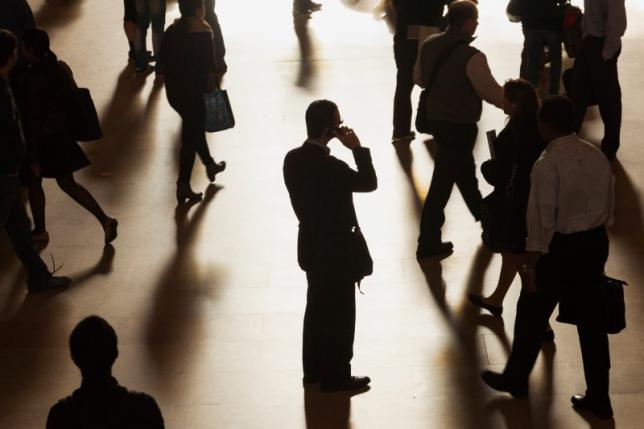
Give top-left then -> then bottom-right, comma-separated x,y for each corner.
69,316 -> 119,379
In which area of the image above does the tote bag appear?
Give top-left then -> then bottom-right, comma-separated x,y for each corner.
204,89 -> 235,133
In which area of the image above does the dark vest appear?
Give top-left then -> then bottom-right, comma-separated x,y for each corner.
421,29 -> 482,124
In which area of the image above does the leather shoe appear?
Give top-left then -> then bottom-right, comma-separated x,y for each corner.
28,275 -> 71,294
320,376 -> 371,393
480,370 -> 528,398
468,294 -> 503,317
206,161 -> 226,183
571,394 -> 614,419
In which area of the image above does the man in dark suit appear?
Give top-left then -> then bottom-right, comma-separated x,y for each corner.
283,100 -> 377,393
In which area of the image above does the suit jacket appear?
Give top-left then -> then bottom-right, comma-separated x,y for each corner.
283,142 -> 377,273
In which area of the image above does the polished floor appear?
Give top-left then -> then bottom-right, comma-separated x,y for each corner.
1,0 -> 644,428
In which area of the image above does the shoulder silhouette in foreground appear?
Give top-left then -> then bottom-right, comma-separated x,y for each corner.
47,316 -> 165,429
283,99 -> 377,393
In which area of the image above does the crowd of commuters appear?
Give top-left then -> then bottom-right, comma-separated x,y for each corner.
0,0 -> 631,425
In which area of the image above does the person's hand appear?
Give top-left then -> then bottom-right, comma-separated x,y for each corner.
333,126 -> 361,150
30,162 -> 41,178
519,267 -> 537,294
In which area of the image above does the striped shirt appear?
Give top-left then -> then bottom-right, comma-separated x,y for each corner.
526,134 -> 614,253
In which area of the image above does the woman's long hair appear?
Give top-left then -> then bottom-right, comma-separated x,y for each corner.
503,78 -> 539,123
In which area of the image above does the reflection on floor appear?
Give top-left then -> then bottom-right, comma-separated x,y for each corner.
1,0 -> 643,428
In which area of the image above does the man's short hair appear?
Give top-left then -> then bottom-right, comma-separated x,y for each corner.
22,28 -> 50,60
539,95 -> 576,134
178,0 -> 204,17
305,99 -> 338,139
69,316 -> 118,375
448,1 -> 478,28
0,30 -> 17,69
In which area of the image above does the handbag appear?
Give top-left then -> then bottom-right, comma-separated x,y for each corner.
59,61 -> 103,141
348,225 -> 373,286
415,41 -> 466,135
480,165 -> 518,252
204,89 -> 235,133
604,275 -> 627,334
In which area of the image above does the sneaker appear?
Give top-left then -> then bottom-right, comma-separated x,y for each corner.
28,275 -> 71,294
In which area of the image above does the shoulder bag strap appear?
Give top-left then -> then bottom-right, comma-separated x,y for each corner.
425,40 -> 467,91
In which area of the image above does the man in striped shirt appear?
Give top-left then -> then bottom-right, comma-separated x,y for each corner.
481,96 -> 615,420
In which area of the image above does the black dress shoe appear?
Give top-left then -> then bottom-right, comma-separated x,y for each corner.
417,241 -> 454,260
571,394 -> 614,419
468,294 -> 503,317
320,376 -> 371,393
28,275 -> 71,294
480,370 -> 528,398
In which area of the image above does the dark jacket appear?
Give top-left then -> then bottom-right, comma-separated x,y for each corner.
46,377 -> 164,429
393,0 -> 448,34
481,118 -> 544,250
0,76 -> 26,175
0,0 -> 35,40
420,28 -> 481,124
283,143 -> 377,272
160,17 -> 220,116
18,52 -> 75,160
521,0 -> 564,31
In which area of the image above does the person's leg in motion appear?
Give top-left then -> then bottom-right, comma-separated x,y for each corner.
134,0 -> 152,72
453,124 -> 482,221
55,174 -> 118,243
417,123 -> 459,257
545,30 -> 562,95
1,177 -> 50,289
24,171 -> 47,239
481,252 -> 524,310
176,114 -> 204,203
571,38 -> 593,135
123,0 -> 138,61
392,35 -> 418,142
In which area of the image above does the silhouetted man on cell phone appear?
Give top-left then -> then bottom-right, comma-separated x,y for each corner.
283,100 -> 377,393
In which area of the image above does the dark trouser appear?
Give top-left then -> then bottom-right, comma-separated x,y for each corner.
504,226 -> 611,400
522,28 -> 562,95
392,35 -> 418,139
571,36 -> 622,160
303,269 -> 356,385
134,0 -> 166,68
178,111 -> 214,185
0,176 -> 50,289
417,122 -> 481,252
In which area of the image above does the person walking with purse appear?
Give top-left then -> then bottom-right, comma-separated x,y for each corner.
18,29 -> 117,245
283,100 -> 377,393
468,79 -> 554,339
160,0 -> 226,204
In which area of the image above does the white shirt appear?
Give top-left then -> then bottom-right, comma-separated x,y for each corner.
582,0 -> 627,60
526,134 -> 614,253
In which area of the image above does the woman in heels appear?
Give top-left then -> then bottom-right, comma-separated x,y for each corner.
468,79 -> 554,341
19,29 -> 117,244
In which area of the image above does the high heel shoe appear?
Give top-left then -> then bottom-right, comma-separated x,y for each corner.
176,182 -> 203,205
206,161 -> 226,183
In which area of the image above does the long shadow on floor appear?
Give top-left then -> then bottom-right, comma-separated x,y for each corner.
144,185 -> 223,395
304,386 -> 369,429
34,0 -> 84,30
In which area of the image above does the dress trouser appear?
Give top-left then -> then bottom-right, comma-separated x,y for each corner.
522,27 -> 562,95
303,269 -> 356,385
0,176 -> 50,289
504,226 -> 611,400
417,122 -> 481,252
392,34 -> 418,139
177,108 -> 215,185
571,36 -> 621,159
